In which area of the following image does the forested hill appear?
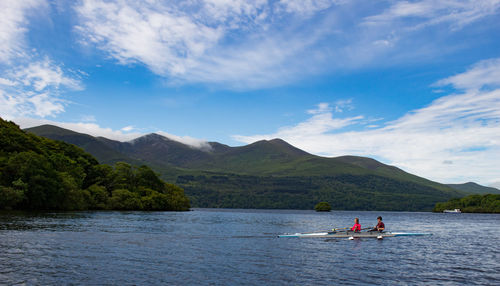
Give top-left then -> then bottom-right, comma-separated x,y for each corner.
0,118 -> 190,211
26,124 -> 465,211
446,182 -> 500,195
434,194 -> 500,213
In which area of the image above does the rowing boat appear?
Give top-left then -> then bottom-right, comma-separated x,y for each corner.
278,231 -> 431,239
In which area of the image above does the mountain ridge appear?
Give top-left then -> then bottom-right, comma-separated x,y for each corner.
447,182 -> 500,195
26,124 -> 465,211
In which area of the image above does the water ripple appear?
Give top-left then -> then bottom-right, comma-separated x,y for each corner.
0,210 -> 499,285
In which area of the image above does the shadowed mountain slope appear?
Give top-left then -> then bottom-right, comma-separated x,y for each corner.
447,182 -> 500,195
26,124 -> 465,211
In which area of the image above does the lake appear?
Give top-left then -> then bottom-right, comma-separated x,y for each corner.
1,209 -> 499,285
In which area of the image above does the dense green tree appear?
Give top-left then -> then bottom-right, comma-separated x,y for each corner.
0,117 -> 190,211
0,186 -> 24,210
434,194 -> 500,213
314,201 -> 332,212
86,184 -> 108,209
108,189 -> 143,210
136,165 -> 164,192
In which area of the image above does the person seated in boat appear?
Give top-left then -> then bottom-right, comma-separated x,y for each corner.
371,216 -> 385,232
351,218 -> 361,232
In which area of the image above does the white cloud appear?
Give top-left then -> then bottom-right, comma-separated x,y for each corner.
26,92 -> 66,117
156,131 -> 213,151
75,0 -> 224,76
348,0 -> 500,69
334,99 -> 353,113
72,0 -> 500,89
75,0 -> 327,89
0,58 -> 83,119
434,58 -> 500,91
234,102 -> 363,141
363,0 -> 500,30
0,0 -> 47,62
277,0 -> 340,15
233,59 -> 500,185
0,78 -> 17,86
121,125 -> 135,132
14,57 -> 83,91
0,1 -> 84,121
307,102 -> 331,114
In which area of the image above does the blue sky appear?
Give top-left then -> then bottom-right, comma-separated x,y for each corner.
1,0 -> 500,187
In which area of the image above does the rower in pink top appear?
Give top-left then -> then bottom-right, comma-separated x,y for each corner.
351,218 -> 361,232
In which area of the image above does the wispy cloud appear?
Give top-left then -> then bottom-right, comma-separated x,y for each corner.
156,131 -> 213,150
0,0 -> 47,63
73,0 -> 337,89
121,125 -> 135,132
234,102 -> 364,141
13,58 -> 83,92
333,99 -> 353,113
72,0 -> 500,89
0,57 -> 83,118
233,59 -> 500,185
433,58 -> 500,91
277,0 -> 340,15
363,0 -> 500,31
0,1 -> 84,120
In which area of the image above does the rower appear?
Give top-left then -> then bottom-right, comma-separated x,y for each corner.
371,216 -> 385,232
351,218 -> 361,232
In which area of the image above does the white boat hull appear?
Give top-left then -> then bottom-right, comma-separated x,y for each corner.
443,209 -> 461,213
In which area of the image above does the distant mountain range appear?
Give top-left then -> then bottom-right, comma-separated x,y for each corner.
26,124 -> 496,211
446,182 -> 500,195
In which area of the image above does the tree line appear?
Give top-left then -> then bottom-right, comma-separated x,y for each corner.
434,194 -> 500,213
0,118 -> 190,211
176,173 -> 455,211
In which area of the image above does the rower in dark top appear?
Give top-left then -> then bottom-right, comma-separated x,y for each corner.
371,216 -> 385,232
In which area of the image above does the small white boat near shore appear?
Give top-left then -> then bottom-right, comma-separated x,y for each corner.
443,209 -> 462,213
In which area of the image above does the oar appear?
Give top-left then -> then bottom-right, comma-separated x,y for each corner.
328,227 -> 350,233
313,227 -> 349,233
331,227 -> 349,231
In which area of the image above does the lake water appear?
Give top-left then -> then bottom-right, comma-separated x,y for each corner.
0,209 -> 499,285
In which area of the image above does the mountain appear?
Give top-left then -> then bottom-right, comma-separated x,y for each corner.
447,182 -> 500,195
26,124 -> 137,165
26,124 -> 465,211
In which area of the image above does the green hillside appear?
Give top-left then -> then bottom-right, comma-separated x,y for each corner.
447,182 -> 500,195
1,119 -> 189,211
26,124 -> 465,211
25,124 -> 138,165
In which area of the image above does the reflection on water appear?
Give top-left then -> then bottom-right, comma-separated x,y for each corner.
0,209 -> 499,285
0,211 -> 89,231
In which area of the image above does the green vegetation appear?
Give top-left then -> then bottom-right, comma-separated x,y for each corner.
26,124 -> 466,211
0,118 -> 189,211
177,173 -> 460,211
434,194 -> 500,213
446,182 -> 500,195
314,202 -> 331,212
